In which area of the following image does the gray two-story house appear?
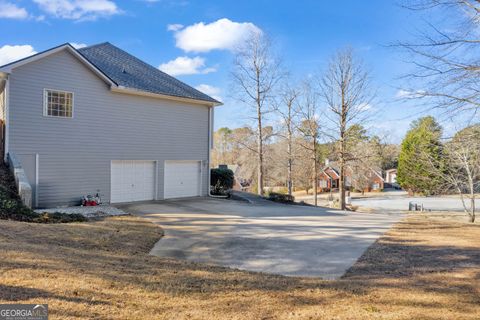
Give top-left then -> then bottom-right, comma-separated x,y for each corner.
0,42 -> 220,208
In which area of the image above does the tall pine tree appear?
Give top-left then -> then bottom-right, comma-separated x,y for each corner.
397,116 -> 444,195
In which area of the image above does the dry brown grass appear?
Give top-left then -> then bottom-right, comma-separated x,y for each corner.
0,214 -> 479,319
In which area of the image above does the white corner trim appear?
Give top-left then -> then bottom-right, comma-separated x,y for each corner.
207,107 -> 212,196
155,160 -> 159,201
4,77 -> 9,163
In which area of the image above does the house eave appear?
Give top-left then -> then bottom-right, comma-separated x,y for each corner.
111,86 -> 222,107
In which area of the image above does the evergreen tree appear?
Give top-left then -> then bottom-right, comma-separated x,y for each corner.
397,116 -> 444,195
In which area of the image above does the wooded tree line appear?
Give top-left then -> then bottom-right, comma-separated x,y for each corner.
211,123 -> 398,195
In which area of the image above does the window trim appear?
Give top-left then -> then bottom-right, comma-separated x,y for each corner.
43,88 -> 74,118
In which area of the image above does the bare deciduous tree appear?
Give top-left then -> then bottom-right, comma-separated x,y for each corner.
318,49 -> 375,210
275,82 -> 300,195
398,0 -> 480,118
296,82 -> 322,206
231,31 -> 284,196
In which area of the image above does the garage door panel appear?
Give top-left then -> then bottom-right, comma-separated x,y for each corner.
164,161 -> 201,199
111,160 -> 156,203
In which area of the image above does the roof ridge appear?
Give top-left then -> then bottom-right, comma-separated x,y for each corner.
76,42 -> 110,51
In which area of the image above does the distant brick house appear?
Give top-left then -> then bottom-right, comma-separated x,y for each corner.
355,169 -> 384,192
318,167 -> 340,190
317,161 -> 384,192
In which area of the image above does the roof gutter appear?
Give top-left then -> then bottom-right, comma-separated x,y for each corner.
111,85 -> 222,107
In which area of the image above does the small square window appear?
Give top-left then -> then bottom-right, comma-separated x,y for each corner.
44,89 -> 73,118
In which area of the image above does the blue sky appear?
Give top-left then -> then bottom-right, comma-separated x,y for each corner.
0,0 -> 434,142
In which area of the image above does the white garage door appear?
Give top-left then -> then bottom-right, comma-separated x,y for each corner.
111,160 -> 156,203
164,161 -> 201,199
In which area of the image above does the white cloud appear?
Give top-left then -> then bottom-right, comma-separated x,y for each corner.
167,23 -> 183,31
33,0 -> 120,20
395,89 -> 426,99
195,84 -> 222,102
70,42 -> 87,49
171,18 -> 261,53
0,1 -> 29,19
159,56 -> 216,76
0,45 -> 37,66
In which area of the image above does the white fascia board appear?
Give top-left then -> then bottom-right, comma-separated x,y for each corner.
111,86 -> 221,107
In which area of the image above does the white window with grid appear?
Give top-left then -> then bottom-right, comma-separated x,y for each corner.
44,89 -> 73,118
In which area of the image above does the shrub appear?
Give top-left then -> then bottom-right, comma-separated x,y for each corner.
210,168 -> 234,195
267,192 -> 295,203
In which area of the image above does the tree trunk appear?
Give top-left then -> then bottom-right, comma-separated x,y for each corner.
287,151 -> 292,195
287,120 -> 293,196
339,92 -> 347,210
339,158 -> 346,210
256,68 -> 264,196
257,110 -> 264,196
470,197 -> 475,223
467,165 -> 476,223
313,137 -> 318,206
470,190 -> 476,223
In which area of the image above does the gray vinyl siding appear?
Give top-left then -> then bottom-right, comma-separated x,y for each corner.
8,50 -> 210,208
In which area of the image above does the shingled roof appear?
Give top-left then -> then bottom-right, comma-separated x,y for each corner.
0,42 -> 220,104
77,42 -> 220,104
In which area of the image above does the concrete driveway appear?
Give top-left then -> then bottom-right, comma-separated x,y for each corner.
122,198 -> 403,279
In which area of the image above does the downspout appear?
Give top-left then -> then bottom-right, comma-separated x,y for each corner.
207,106 -> 213,196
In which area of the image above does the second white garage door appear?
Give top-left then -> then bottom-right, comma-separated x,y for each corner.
111,160 -> 156,203
164,161 -> 201,199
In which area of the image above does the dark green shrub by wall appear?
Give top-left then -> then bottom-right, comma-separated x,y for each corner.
210,168 -> 234,195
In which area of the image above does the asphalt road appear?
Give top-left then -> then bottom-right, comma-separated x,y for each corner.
352,195 -> 478,212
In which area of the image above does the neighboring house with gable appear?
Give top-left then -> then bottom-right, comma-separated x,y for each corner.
0,42 -> 221,208
318,166 -> 341,190
317,160 -> 384,192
